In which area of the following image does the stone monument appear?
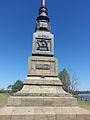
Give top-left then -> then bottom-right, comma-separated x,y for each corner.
0,0 -> 90,120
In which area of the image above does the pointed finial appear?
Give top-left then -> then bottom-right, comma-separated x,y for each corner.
41,0 -> 45,6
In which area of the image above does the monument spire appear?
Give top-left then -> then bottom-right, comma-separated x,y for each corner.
35,0 -> 50,32
41,0 -> 45,6
33,0 -> 54,57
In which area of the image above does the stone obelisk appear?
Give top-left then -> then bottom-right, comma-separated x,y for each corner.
0,0 -> 90,120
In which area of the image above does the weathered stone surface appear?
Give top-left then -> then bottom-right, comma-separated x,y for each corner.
7,96 -> 77,107
6,77 -> 90,120
7,77 -> 78,108
13,78 -> 71,97
0,107 -> 90,120
0,107 -> 14,115
8,97 -> 21,106
32,31 -> 54,56
27,56 -> 58,77
0,115 -> 11,120
24,77 -> 62,86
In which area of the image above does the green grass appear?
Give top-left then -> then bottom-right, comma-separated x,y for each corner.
78,100 -> 90,110
0,93 -> 10,107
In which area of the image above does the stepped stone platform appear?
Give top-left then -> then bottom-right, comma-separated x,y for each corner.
7,77 -> 77,107
0,77 -> 90,120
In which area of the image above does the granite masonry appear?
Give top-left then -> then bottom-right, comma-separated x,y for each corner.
0,0 -> 90,120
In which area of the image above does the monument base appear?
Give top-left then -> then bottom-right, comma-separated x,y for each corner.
7,77 -> 77,107
0,77 -> 90,120
0,106 -> 90,120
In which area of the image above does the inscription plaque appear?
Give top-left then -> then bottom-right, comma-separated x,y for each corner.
36,64 -> 50,70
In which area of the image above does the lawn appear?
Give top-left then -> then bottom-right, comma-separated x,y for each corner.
78,100 -> 90,110
0,93 -> 10,107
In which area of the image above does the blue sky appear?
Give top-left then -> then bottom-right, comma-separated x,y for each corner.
0,0 -> 90,90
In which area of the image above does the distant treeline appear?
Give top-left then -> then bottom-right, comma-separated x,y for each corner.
73,90 -> 90,95
0,89 -> 10,93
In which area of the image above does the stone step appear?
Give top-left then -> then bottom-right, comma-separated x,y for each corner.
13,79 -> 70,97
24,77 -> 62,86
7,96 -> 77,107
0,106 -> 90,120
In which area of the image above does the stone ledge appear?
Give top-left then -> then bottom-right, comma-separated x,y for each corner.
7,96 -> 77,107
24,77 -> 62,86
0,107 -> 90,120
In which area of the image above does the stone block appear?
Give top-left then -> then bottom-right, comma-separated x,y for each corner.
56,115 -> 76,120
8,97 -> 21,106
11,115 -> 25,120
13,97 -> 21,106
35,115 -> 55,120
21,97 -> 43,106
8,97 -> 13,106
0,107 -> 14,115
32,31 -> 54,56
34,107 -> 55,120
24,115 -> 35,120
12,107 -> 34,115
77,115 -> 90,120
24,77 -> 62,86
0,115 -> 11,120
27,56 -> 58,77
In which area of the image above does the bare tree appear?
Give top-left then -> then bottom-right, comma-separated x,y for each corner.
68,68 -> 79,94
70,72 -> 79,91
